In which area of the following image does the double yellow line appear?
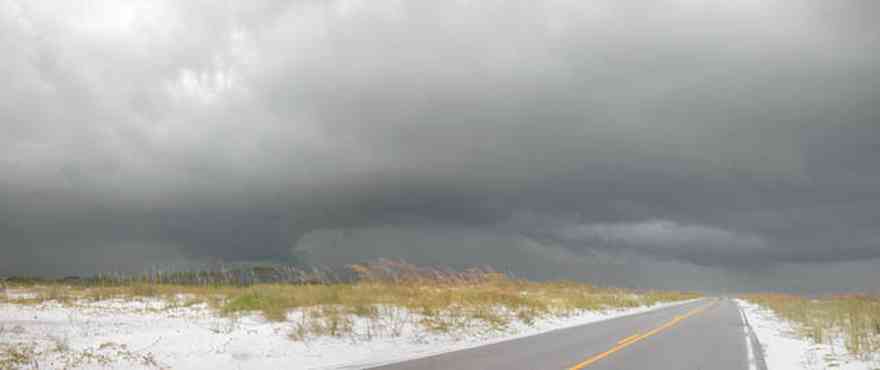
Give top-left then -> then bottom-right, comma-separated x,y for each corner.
567,300 -> 718,370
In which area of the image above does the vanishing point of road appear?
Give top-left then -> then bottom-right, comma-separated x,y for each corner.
370,298 -> 766,370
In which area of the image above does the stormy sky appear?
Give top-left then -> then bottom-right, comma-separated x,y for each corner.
2,0 -> 879,292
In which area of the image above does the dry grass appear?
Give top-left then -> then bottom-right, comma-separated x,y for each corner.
2,261 -> 700,342
3,279 -> 698,341
0,342 -> 39,370
0,340 -> 160,370
742,293 -> 880,358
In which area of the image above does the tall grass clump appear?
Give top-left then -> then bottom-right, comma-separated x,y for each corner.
743,293 -> 880,358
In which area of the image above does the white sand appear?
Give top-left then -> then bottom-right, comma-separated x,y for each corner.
737,299 -> 880,370
1,290 -> 697,370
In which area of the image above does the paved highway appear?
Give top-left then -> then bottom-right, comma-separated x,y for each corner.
371,298 -> 766,370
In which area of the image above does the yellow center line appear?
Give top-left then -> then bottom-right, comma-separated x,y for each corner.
567,299 -> 719,370
616,333 -> 641,346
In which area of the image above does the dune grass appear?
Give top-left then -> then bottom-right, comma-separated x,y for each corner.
742,293 -> 880,358
0,342 -> 38,370
2,261 -> 700,341
216,278 -> 698,323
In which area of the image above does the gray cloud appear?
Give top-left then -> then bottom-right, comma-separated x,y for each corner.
1,0 -> 879,290
554,220 -> 768,265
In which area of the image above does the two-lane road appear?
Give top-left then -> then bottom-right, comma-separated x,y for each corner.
371,298 -> 765,370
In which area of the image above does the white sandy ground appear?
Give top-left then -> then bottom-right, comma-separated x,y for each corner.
0,289 -> 698,370
737,299 -> 880,370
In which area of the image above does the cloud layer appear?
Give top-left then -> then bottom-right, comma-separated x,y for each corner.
2,0 -> 879,290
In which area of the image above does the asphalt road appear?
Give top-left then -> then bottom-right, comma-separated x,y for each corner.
370,298 -> 766,370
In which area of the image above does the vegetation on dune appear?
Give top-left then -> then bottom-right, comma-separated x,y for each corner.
0,336 -> 160,370
1,260 -> 701,341
743,293 -> 880,358
0,341 -> 38,370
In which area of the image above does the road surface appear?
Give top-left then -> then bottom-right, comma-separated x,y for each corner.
370,298 -> 765,370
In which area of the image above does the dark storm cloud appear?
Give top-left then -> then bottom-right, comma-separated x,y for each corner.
2,0 -> 879,288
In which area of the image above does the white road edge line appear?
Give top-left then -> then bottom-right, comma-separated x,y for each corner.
739,306 -> 758,370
